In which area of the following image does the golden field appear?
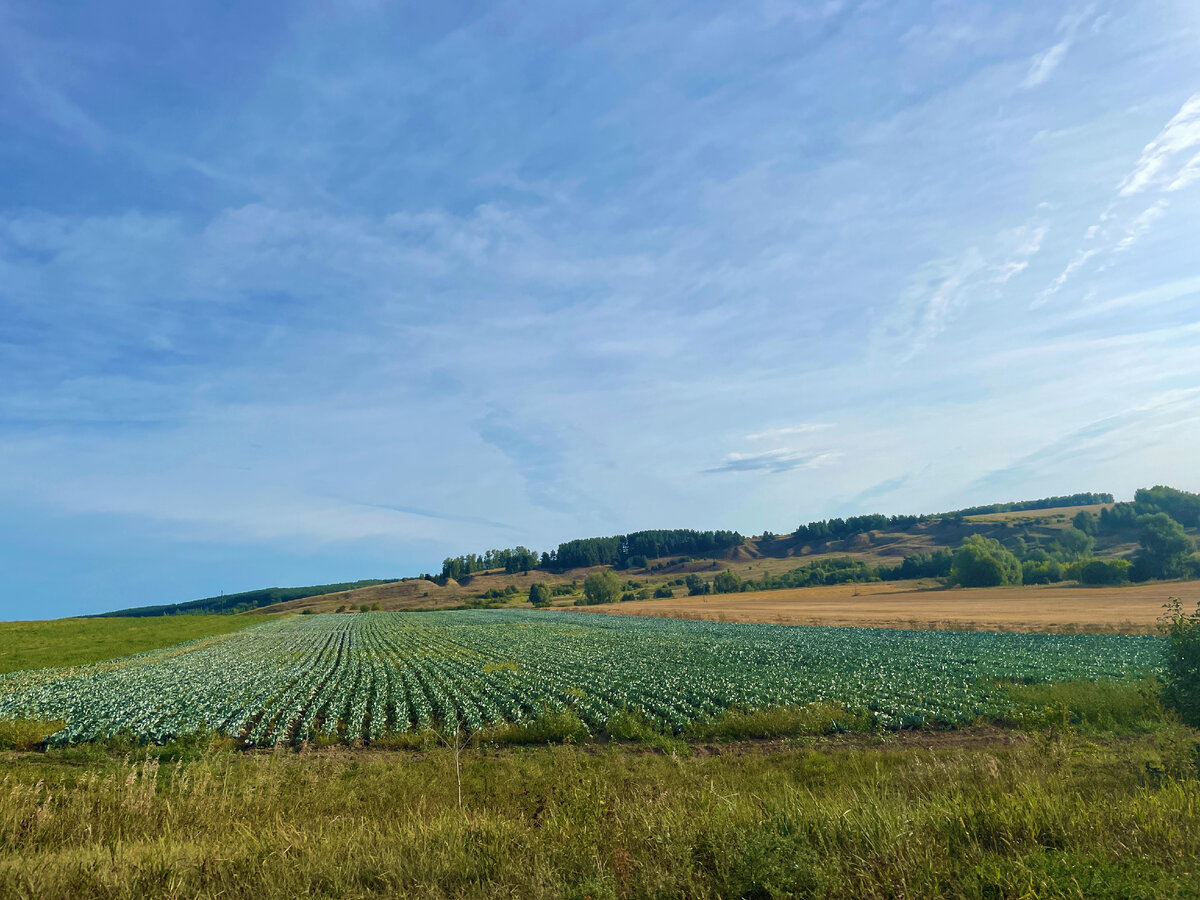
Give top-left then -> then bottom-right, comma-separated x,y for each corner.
573,578 -> 1200,634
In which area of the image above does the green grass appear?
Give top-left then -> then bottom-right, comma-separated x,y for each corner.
0,726 -> 1197,899
0,615 -> 261,674
1000,677 -> 1170,734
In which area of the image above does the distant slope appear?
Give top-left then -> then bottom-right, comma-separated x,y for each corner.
100,580 -> 400,617
101,487 -> 1192,617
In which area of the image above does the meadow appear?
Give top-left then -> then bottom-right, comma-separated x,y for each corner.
0,615 -> 259,675
1,721 -> 1198,899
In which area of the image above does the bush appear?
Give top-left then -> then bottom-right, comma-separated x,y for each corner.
653,585 -> 674,598
685,574 -> 711,596
950,534 -> 1022,587
528,582 -> 552,607
580,571 -> 622,605
1056,527 -> 1095,559
1022,558 -> 1063,585
712,570 -> 743,594
1161,597 -> 1200,726
1079,558 -> 1131,585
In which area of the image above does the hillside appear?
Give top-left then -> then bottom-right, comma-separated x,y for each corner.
102,487 -> 1200,618
260,494 -> 1167,616
102,579 -> 401,617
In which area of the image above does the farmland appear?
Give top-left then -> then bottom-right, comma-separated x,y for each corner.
0,611 -> 1163,745
578,579 -> 1200,633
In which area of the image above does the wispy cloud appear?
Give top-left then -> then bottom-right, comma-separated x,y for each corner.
850,475 -> 910,506
744,423 -> 833,440
972,388 -> 1200,492
1039,93 -> 1200,303
1113,199 -> 1169,254
1021,6 -> 1096,89
885,219 -> 1047,357
1022,41 -> 1070,89
704,448 -> 839,475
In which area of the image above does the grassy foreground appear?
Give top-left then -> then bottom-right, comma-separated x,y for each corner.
1,719 -> 1198,899
0,616 -> 260,675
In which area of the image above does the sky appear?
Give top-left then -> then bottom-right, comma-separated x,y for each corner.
2,1 -> 1199,618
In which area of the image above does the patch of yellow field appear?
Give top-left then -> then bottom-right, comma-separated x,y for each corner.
572,578 -> 1198,634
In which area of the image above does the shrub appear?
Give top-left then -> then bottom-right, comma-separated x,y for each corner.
712,570 -> 743,594
950,534 -> 1022,587
1161,597 -> 1200,726
1022,558 -> 1064,585
653,585 -> 674,598
581,571 -> 621,605
1079,558 -> 1131,585
528,583 -> 552,607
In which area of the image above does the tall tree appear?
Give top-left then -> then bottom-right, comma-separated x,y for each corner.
1132,513 -> 1195,580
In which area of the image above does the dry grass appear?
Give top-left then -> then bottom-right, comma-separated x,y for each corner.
965,502 -> 1113,523
573,578 -> 1200,634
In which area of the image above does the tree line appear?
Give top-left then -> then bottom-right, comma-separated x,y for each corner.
789,492 -> 1114,547
441,547 -> 540,581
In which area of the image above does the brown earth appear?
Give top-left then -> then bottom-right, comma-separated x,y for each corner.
571,579 -> 1199,634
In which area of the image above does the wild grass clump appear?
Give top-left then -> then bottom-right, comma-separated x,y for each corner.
1000,677 -> 1170,734
684,702 -> 873,742
482,708 -> 589,745
0,719 -> 64,751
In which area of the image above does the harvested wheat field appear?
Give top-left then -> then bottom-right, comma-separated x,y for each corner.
574,578 -> 1200,633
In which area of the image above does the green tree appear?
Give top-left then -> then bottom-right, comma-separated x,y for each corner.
581,571 -> 622,605
1072,510 -> 1099,535
527,582 -> 552,607
1056,527 -> 1095,560
1133,513 -> 1195,580
685,574 -> 711,596
949,534 -> 1022,587
712,570 -> 743,594
653,584 -> 674,598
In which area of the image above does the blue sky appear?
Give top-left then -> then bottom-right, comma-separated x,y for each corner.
2,1 -> 1199,618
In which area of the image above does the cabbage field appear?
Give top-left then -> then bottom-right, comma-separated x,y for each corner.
0,611 -> 1163,745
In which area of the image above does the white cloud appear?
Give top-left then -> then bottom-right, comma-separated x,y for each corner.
1167,151 -> 1200,192
1039,94 -> 1200,300
1117,94 -> 1200,196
